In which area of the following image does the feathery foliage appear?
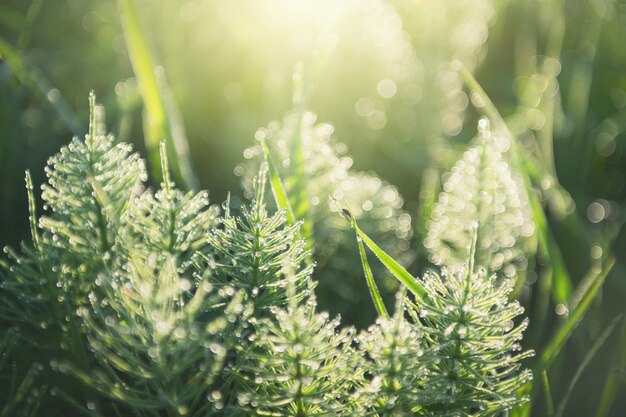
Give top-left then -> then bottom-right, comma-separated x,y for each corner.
424,120 -> 535,277
124,142 -> 219,269
411,231 -> 534,416
235,299 -> 361,416
208,164 -> 313,315
238,110 -> 412,326
351,229 -> 533,417
71,256 -> 231,416
1,94 -> 534,417
356,293 -> 430,416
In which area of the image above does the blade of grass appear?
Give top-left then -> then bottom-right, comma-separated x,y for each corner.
538,257 -> 615,370
285,67 -> 312,245
259,137 -> 314,265
416,166 -> 439,248
338,205 -> 428,303
24,170 -> 40,252
527,184 -> 573,305
355,230 -> 389,318
594,314 -> 626,417
554,315 -> 621,417
280,43 -> 335,247
0,37 -> 82,135
118,0 -> 198,189
259,138 -> 296,225
514,257 -> 615,417
542,370 -> 555,417
279,38 -> 336,247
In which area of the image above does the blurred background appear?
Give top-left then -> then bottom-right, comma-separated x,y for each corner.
1,0 -> 625,416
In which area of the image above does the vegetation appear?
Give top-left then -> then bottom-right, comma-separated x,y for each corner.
1,1 -> 625,416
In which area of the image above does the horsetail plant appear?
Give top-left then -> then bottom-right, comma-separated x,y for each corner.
1,94 -> 535,417
234,298 -> 362,416
346,209 -> 533,416
206,163 -> 314,316
355,292 -> 431,416
424,120 -> 535,278
238,110 -> 413,326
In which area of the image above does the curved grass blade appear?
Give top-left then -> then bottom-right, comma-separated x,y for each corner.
118,0 -> 198,189
594,314 -> 626,417
542,370 -> 555,417
24,170 -> 40,252
514,257 -> 615,417
554,315 -> 621,417
259,137 -> 296,225
339,205 -> 428,303
259,138 -> 313,265
355,230 -> 389,318
527,186 -> 573,305
538,257 -> 615,370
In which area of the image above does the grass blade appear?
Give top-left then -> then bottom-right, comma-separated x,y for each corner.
514,257 -> 615,417
259,138 -> 296,225
538,257 -> 615,370
259,137 -> 314,265
278,60 -> 334,247
355,230 -> 389,318
0,37 -> 82,135
118,0 -> 198,189
554,315 -> 621,417
527,182 -> 573,305
542,370 -> 555,417
24,170 -> 40,252
338,206 -> 428,303
594,314 -> 626,417
283,106 -> 312,244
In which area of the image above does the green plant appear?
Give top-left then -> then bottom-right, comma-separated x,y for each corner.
234,299 -> 361,416
0,93 -> 539,417
238,110 -> 412,327
424,121 -> 535,278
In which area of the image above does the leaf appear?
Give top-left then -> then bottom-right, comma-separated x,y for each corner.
594,314 -> 626,417
514,258 -> 615,417
340,207 -> 427,303
355,230 -> 389,318
118,0 -> 198,189
542,370 -> 555,417
538,257 -> 615,370
554,315 -> 621,417
24,171 -> 40,252
525,161 -> 573,305
259,137 -> 296,225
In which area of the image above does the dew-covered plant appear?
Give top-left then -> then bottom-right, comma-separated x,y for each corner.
238,110 -> 412,326
355,293 -> 431,416
347,226 -> 533,417
424,120 -> 535,278
234,298 -> 362,416
207,165 -> 313,316
0,95 -> 535,417
411,230 -> 534,416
